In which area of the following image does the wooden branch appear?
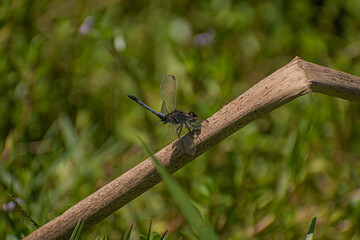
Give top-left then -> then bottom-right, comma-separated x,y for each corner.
24,57 -> 360,240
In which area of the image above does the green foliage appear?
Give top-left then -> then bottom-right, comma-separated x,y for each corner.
1,0 -> 360,239
69,219 -> 84,240
124,224 -> 133,240
305,213 -> 317,240
138,220 -> 168,240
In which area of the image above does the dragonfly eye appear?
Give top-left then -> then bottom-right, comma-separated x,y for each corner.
188,111 -> 198,117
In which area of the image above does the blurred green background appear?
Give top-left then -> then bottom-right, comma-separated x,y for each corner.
1,0 -> 360,239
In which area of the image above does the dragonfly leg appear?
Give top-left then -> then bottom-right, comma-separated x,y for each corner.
184,122 -> 195,135
176,124 -> 183,138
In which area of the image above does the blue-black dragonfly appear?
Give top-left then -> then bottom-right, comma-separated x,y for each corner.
127,75 -> 208,155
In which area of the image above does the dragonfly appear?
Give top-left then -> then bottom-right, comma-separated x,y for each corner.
127,74 -> 208,155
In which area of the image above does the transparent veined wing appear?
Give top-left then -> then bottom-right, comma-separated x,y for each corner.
160,100 -> 169,114
159,121 -> 197,155
160,75 -> 176,114
159,122 -> 179,143
188,118 -> 208,129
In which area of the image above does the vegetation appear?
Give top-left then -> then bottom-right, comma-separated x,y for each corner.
1,0 -> 360,239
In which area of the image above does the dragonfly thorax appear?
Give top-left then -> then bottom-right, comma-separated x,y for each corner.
165,110 -> 188,125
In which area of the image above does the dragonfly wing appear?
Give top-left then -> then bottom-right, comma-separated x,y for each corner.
159,123 -> 178,143
159,122 -> 196,155
160,75 -> 176,113
191,118 -> 209,128
161,100 -> 168,114
181,115 -> 208,129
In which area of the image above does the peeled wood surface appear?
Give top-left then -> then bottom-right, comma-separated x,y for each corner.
24,56 -> 360,240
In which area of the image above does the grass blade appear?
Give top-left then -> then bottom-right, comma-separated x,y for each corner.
305,213 -> 317,240
137,137 -> 219,240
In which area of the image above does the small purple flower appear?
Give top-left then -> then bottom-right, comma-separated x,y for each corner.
3,201 -> 16,212
78,16 -> 94,34
2,197 -> 24,212
193,29 -> 215,47
15,197 -> 24,205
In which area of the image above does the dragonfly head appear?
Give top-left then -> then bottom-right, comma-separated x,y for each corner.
187,111 -> 198,118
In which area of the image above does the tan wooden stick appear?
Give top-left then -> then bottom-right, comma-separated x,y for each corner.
24,56 -> 360,240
